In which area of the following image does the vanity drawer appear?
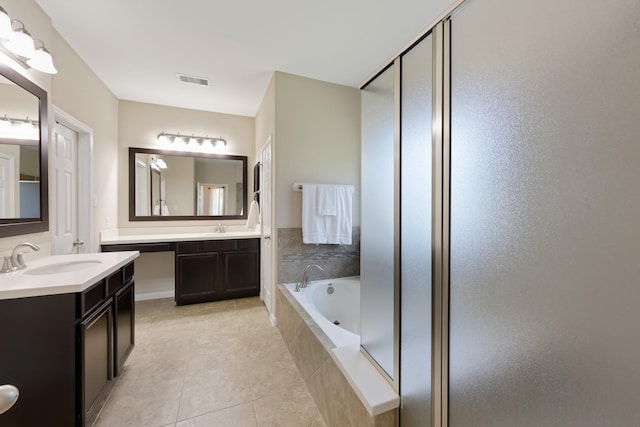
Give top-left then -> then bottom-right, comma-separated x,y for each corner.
101,243 -> 173,253
176,240 -> 237,254
123,262 -> 134,284
176,241 -> 201,254
202,240 -> 237,252
106,269 -> 124,296
236,238 -> 259,250
79,279 -> 106,318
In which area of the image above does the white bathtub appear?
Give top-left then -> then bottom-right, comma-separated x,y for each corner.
281,275 -> 399,416
283,276 -> 360,348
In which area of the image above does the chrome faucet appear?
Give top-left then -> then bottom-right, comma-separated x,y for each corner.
296,264 -> 325,292
214,223 -> 225,233
0,243 -> 40,273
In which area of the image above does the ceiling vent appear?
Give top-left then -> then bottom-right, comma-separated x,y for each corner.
176,73 -> 210,86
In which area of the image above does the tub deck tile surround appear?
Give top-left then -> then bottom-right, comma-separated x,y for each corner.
276,286 -> 333,380
276,285 -> 398,427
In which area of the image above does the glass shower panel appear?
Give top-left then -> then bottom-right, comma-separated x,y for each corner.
400,34 -> 432,427
449,0 -> 640,426
361,64 -> 396,378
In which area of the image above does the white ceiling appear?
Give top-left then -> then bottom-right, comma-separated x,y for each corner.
35,0 -> 452,117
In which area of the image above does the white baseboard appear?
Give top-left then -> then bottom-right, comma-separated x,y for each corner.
135,290 -> 175,301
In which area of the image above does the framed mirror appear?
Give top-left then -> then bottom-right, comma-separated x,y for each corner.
0,63 -> 49,237
129,147 -> 248,221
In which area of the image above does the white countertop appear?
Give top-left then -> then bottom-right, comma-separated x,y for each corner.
0,251 -> 139,300
100,227 -> 261,245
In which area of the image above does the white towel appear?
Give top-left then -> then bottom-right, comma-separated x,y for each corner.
246,200 -> 260,229
317,184 -> 337,216
302,184 -> 354,245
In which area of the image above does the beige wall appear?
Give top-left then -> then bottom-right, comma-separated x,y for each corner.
274,72 -> 361,228
51,32 -> 120,251
118,100 -> 255,228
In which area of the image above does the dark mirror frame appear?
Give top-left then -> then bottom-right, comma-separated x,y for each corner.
0,63 -> 49,237
129,147 -> 248,221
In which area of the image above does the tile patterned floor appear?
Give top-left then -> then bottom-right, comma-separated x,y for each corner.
94,297 -> 327,427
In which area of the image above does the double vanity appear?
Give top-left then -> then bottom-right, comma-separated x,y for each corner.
100,227 -> 261,305
0,251 -> 139,427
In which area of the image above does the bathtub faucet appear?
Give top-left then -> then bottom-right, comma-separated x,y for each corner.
296,264 -> 325,292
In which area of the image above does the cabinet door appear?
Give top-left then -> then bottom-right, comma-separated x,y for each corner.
0,294 -> 76,426
176,252 -> 220,305
114,280 -> 135,377
79,299 -> 113,427
221,249 -> 259,299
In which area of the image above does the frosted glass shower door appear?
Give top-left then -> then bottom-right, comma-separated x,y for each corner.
449,0 -> 640,426
361,64 -> 396,380
400,33 -> 433,427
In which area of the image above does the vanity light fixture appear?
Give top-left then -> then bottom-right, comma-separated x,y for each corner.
157,131 -> 227,148
0,6 -> 11,41
27,39 -> 57,74
151,156 -> 167,169
0,115 -> 39,140
0,114 -> 10,129
3,20 -> 34,58
0,6 -> 57,74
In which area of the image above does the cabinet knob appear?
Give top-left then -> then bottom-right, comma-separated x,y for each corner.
73,239 -> 85,247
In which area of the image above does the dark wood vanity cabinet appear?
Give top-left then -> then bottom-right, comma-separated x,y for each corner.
114,279 -> 135,376
79,298 -> 114,426
175,238 -> 259,305
79,264 -> 135,426
0,261 -> 135,427
0,293 -> 77,426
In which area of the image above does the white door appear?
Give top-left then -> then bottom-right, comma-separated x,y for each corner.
53,123 -> 79,254
0,154 -> 15,218
260,136 -> 273,316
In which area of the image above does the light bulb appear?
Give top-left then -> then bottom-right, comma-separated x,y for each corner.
0,115 -> 10,129
4,21 -> 35,58
0,7 -> 12,41
27,44 -> 57,74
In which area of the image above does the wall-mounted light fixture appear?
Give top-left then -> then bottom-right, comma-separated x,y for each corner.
157,131 -> 227,147
0,5 -> 57,74
151,156 -> 167,170
0,114 -> 39,140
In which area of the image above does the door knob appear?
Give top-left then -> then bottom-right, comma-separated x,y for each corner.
263,236 -> 271,240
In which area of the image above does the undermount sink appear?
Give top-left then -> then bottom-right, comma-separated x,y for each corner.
24,260 -> 103,276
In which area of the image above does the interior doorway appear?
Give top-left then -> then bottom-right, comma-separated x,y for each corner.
260,135 -> 274,322
51,107 -> 93,254
0,153 -> 15,218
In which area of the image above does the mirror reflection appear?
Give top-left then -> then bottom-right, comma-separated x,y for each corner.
130,147 -> 247,220
0,75 -> 41,219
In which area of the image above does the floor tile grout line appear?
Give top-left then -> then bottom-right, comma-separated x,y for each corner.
99,297 -> 324,426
